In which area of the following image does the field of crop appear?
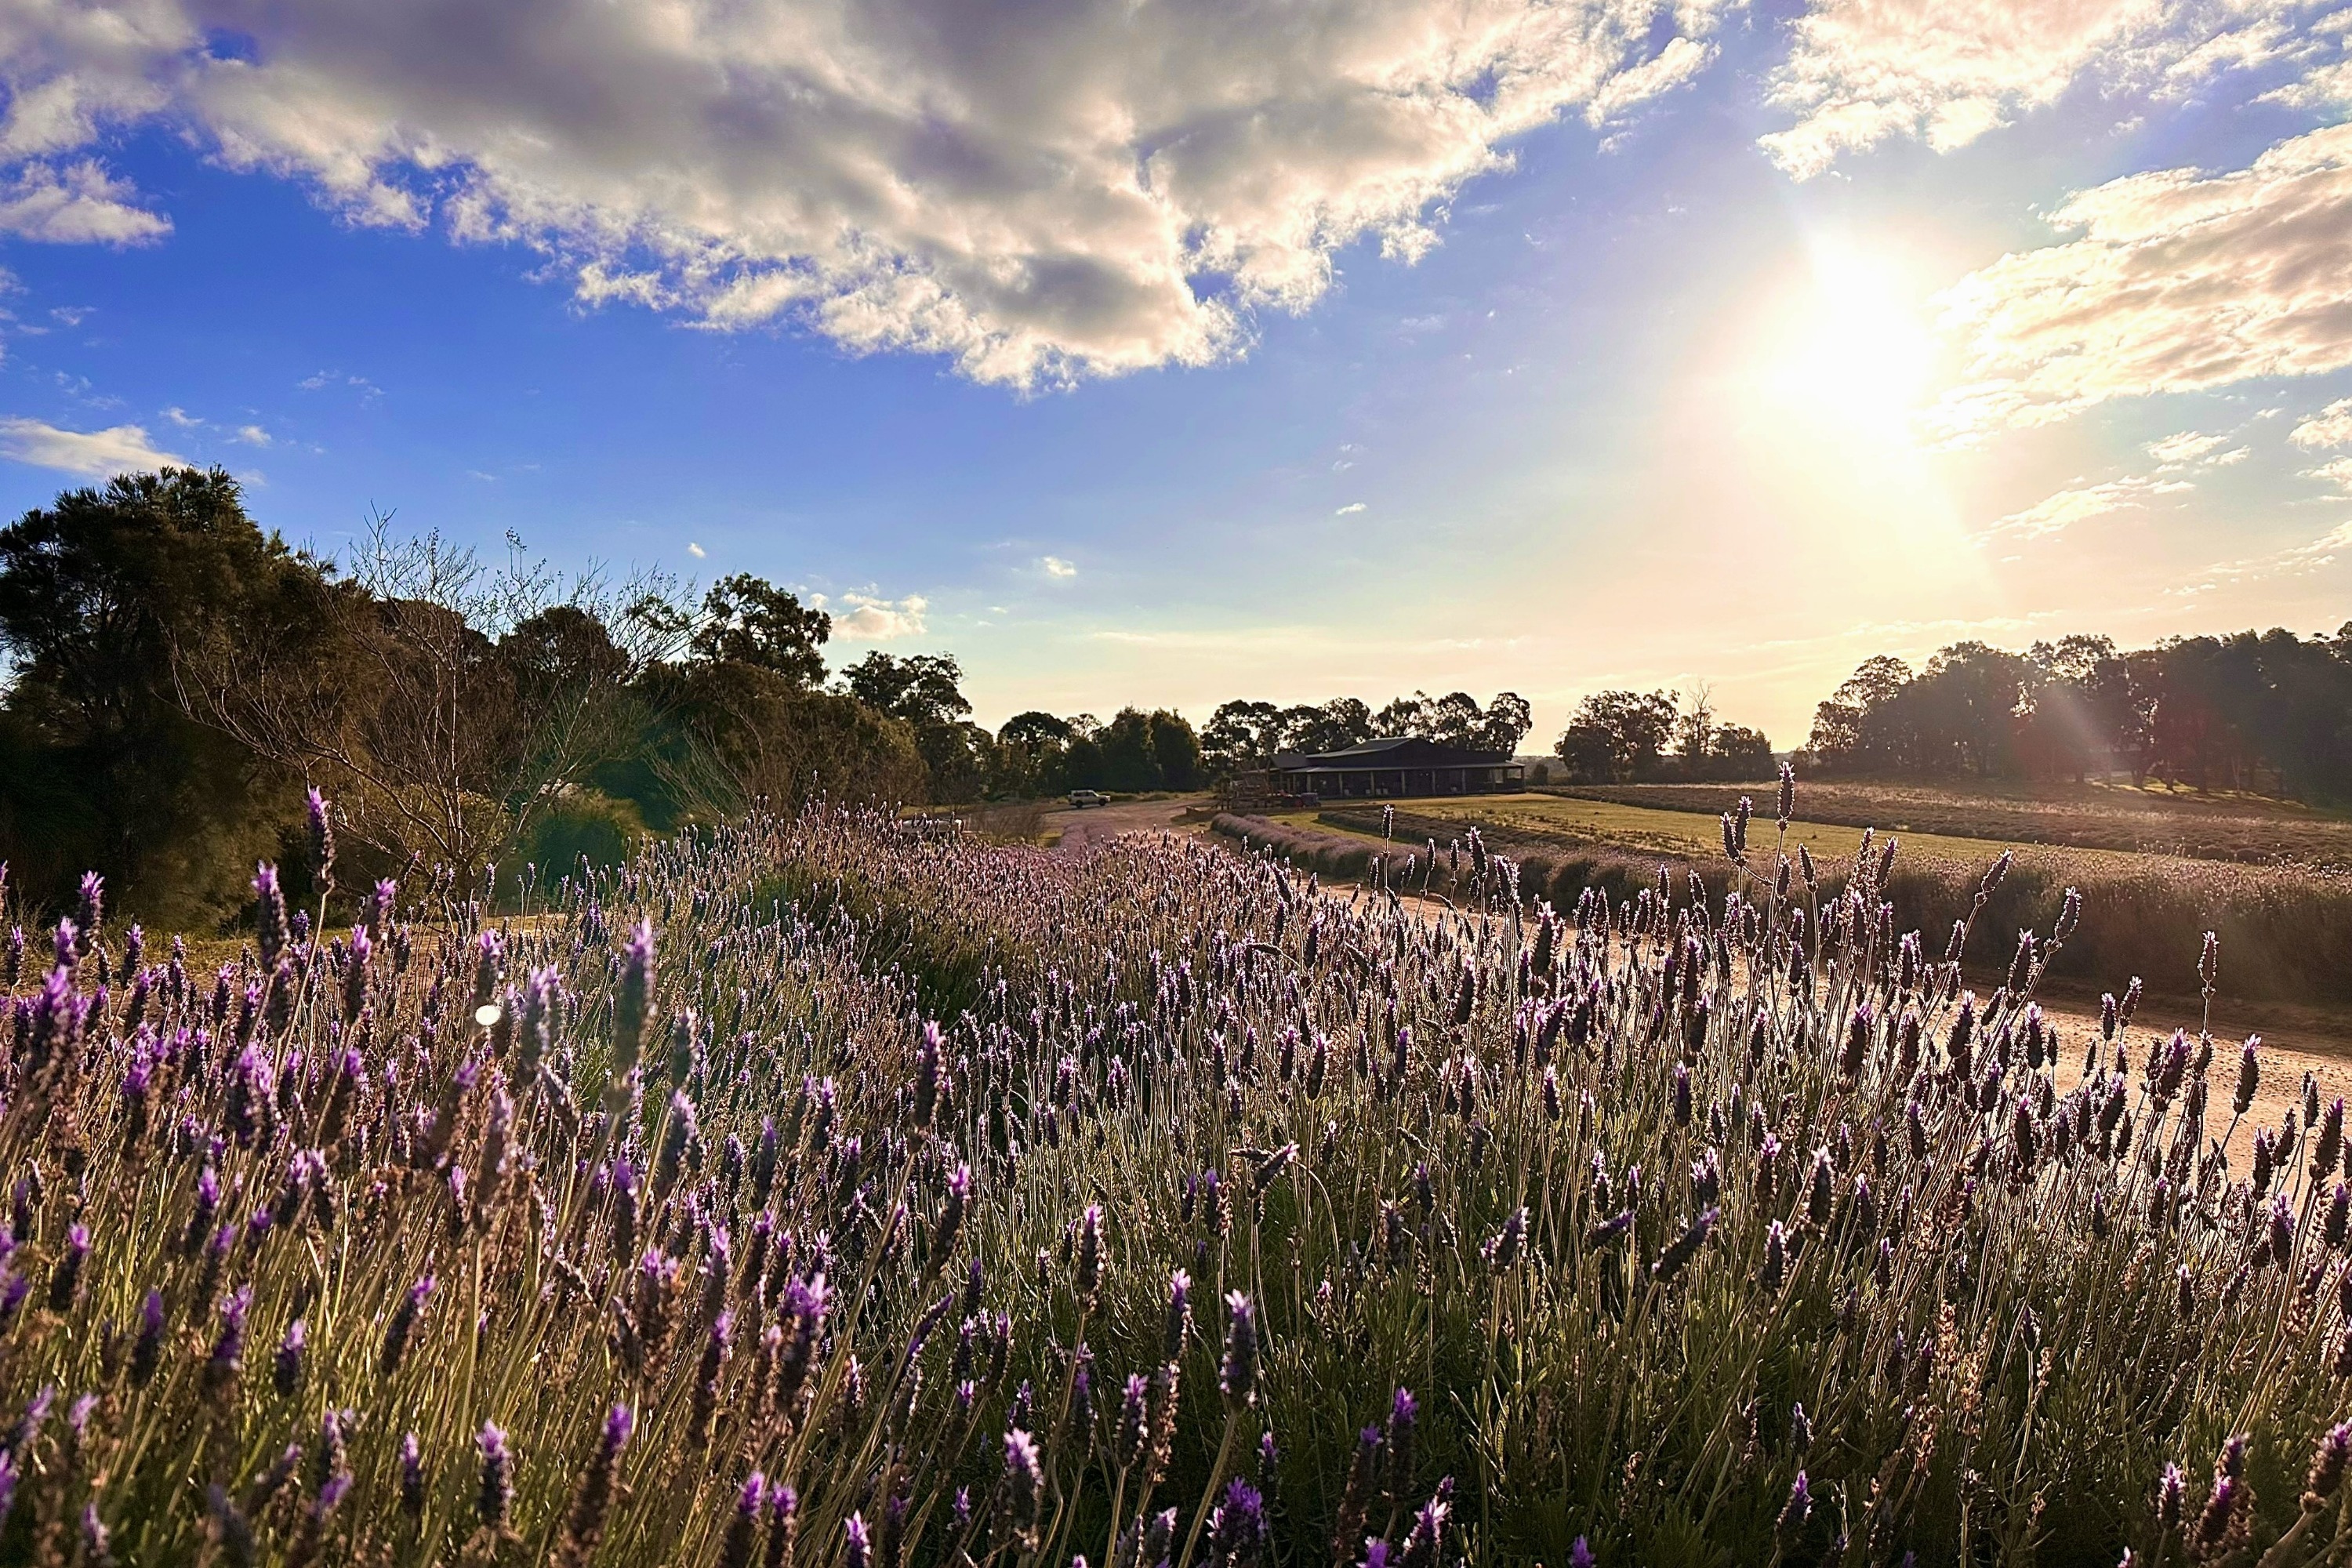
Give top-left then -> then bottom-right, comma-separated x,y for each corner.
1549,780 -> 2352,871
1239,793 -> 2352,1009
5,789 -> 2352,1566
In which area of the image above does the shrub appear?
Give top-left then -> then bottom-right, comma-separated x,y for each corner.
521,789 -> 648,880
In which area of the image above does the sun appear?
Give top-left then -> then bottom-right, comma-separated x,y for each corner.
1749,239 -> 1939,445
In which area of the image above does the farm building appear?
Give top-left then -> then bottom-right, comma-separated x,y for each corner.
1228,736 -> 1525,807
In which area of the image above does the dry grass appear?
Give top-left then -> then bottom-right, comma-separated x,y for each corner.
1552,779 -> 2352,869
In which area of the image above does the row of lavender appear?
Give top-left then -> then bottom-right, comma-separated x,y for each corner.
1,781 -> 2348,1564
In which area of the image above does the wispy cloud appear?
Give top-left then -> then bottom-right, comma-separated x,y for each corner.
1989,474 -> 2191,539
2143,430 -> 2245,469
2172,520 -> 2352,595
1761,0 -> 2305,180
1934,122 -> 2352,436
1040,556 -> 1077,579
234,424 -> 271,447
1334,502 -> 1367,516
687,542 -> 706,558
0,416 -> 187,476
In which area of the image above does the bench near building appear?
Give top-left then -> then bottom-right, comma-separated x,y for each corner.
1228,736 -> 1525,808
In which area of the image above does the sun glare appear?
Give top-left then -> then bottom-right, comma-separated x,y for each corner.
1751,241 -> 1938,444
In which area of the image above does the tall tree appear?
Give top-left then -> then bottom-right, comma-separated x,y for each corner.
0,467 -> 324,921
180,521 -> 688,877
1555,690 -> 1678,782
691,574 -> 831,686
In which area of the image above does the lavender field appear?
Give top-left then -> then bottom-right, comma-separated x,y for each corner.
2,783 -> 2349,1566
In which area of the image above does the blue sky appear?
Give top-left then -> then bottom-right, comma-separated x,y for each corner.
3,0 -> 2350,745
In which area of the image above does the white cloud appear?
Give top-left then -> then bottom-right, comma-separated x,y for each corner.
2292,397 -> 2352,448
160,405 -> 199,427
687,542 -> 706,558
1335,501 -> 1368,514
2172,519 -> 2352,593
1988,472 -> 2190,539
828,591 -> 929,640
2307,455 -> 2352,491
233,423 -> 270,447
0,160 -> 169,243
0,0 -> 1729,387
1040,556 -> 1077,579
1760,0 -> 2308,180
2143,429 -> 2245,467
0,416 -> 187,475
1933,122 -> 2352,436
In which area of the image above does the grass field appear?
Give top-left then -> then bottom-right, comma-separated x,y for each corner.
1548,779 -> 2352,869
1279,792 -> 2086,873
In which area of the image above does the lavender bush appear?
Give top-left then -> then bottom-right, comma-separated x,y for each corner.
0,782 -> 2347,1565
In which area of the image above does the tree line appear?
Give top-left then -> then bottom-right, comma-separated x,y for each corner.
1199,691 -> 1534,771
5,466 -> 2345,924
1804,630 -> 2352,796
1549,684 -> 1774,783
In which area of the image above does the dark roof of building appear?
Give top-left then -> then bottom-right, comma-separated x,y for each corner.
1272,736 -> 1517,770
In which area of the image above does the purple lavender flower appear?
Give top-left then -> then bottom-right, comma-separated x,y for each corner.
999,1430 -> 1044,1551
720,1473 -> 766,1568
47,1224 -> 87,1312
399,1432 -> 427,1517
1210,1477 -> 1270,1567
1387,1388 -> 1417,1501
613,921 -> 655,1080
306,789 -> 335,889
2307,1423 -> 2352,1507
7,1388 -> 51,1460
274,1320 -> 307,1398
913,1022 -> 942,1128
206,1287 -> 252,1392
73,873 -> 102,952
129,1290 -> 164,1388
1777,1471 -> 1812,1548
556,1405 -> 632,1568
1075,1203 -> 1105,1305
253,864 -> 289,970
1220,1291 -> 1258,1407
476,1422 -> 512,1530
382,1275 -> 433,1375
2197,1475 -> 2240,1552
1164,1269 -> 1191,1363
1397,1488 -> 1449,1568
2156,1463 -> 2184,1529
844,1512 -> 873,1568
1651,1207 -> 1719,1284
80,1501 -> 109,1566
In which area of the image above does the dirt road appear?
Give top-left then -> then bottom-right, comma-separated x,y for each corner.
1041,794 -> 1205,855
